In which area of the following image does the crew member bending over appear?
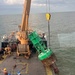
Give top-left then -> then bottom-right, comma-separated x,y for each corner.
4,45 -> 11,55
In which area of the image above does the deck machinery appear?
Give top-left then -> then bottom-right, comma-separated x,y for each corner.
16,0 -> 31,58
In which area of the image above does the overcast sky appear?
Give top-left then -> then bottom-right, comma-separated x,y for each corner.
0,0 -> 75,15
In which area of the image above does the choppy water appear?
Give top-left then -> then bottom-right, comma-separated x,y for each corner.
0,12 -> 75,75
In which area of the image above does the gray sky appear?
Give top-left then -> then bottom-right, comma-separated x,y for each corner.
0,0 -> 75,15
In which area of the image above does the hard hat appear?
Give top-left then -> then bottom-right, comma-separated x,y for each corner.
4,68 -> 7,71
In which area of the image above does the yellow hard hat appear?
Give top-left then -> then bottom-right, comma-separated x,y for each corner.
4,68 -> 7,71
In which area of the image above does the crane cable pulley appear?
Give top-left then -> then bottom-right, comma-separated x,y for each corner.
46,13 -> 51,21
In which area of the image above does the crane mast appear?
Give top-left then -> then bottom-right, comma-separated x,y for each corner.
17,0 -> 31,59
21,0 -> 31,31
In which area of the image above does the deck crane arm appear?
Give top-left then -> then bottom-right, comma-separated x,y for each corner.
21,0 -> 31,31
16,0 -> 31,59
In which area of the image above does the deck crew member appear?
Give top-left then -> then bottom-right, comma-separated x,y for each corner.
0,68 -> 8,75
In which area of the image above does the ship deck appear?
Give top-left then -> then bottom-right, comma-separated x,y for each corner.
0,52 -> 47,75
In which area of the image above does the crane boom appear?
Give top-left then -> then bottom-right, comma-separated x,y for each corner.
16,0 -> 31,59
21,0 -> 31,31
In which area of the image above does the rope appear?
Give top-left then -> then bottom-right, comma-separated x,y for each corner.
49,0 -> 50,13
48,20 -> 50,48
46,0 -> 48,13
46,0 -> 50,13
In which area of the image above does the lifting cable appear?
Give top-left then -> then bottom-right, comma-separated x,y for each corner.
46,0 -> 51,48
46,0 -> 50,13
